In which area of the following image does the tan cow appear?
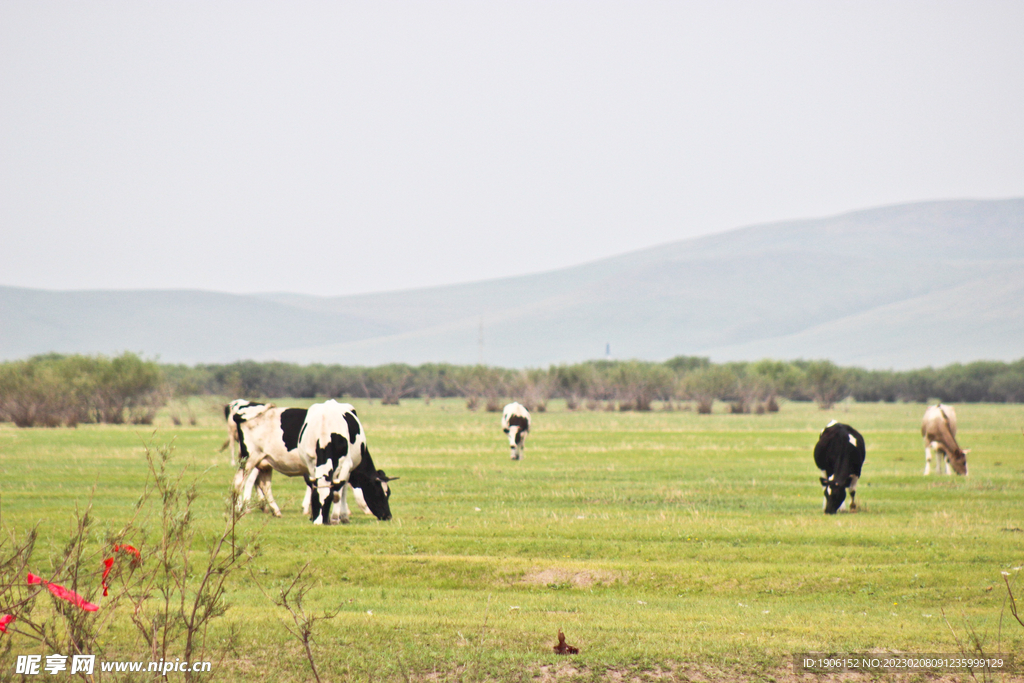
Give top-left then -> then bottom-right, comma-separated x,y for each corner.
922,404 -> 969,475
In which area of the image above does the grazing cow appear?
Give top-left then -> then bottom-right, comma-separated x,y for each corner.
814,421 -> 866,514
299,400 -> 397,525
501,402 -> 531,460
922,404 -> 968,475
230,402 -> 310,517
223,399 -> 265,464
228,401 -> 379,519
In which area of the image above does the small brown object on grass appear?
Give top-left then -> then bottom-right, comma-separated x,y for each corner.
553,630 -> 579,655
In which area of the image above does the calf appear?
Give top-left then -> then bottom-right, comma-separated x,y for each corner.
501,402 -> 531,460
922,404 -> 968,475
299,400 -> 397,525
814,421 -> 866,514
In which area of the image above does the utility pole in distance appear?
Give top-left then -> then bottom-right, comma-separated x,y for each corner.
478,318 -> 484,365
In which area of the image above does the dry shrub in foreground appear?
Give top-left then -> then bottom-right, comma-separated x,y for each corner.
0,437 -> 256,683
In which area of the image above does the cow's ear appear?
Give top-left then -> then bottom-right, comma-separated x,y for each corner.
963,449 -> 971,455
376,470 -> 399,482
819,477 -> 828,486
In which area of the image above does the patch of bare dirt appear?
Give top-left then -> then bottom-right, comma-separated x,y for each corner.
519,568 -> 624,588
530,660 -> 1015,682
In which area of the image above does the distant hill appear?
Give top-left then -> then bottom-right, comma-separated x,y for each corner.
2,198 -> 1022,369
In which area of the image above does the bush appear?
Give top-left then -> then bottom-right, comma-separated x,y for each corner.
0,353 -> 164,427
801,360 -> 848,409
682,366 -> 735,414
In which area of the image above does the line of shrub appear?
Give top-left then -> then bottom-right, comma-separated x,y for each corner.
161,356 -> 1024,410
3,355 -> 1022,426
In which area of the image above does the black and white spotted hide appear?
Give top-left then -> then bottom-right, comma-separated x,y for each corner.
230,402 -> 309,517
501,402 -> 531,460
813,421 -> 866,514
224,399 -> 266,465
299,400 -> 397,525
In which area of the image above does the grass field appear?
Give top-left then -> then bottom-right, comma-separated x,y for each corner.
1,398 -> 1023,681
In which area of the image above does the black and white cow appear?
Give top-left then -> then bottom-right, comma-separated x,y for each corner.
299,399 -> 397,525
230,402 -> 310,517
501,402 -> 531,460
813,420 -> 866,514
223,399 -> 266,464
229,401 -> 380,520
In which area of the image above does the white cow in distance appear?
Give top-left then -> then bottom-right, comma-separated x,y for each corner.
501,402 -> 531,460
922,404 -> 969,475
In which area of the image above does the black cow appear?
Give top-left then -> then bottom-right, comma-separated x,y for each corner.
814,421 -> 866,514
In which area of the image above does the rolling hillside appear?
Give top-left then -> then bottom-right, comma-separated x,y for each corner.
2,198 -> 1022,368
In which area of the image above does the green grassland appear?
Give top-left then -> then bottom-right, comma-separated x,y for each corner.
1,399 -> 1023,681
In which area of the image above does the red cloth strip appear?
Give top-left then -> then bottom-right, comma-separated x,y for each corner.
101,557 -> 114,596
26,573 -> 99,612
114,544 -> 141,559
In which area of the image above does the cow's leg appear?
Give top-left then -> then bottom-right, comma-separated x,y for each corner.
255,469 -> 282,517
924,443 -> 933,475
351,485 -> 371,515
847,474 -> 859,511
310,476 -> 332,526
239,465 -> 263,513
331,487 -> 350,525
943,450 -> 952,475
233,464 -> 258,512
331,461 -> 353,524
232,468 -> 246,499
302,486 -> 312,517
306,480 -> 326,525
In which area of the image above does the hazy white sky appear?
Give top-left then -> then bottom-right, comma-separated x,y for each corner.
2,1 -> 1022,297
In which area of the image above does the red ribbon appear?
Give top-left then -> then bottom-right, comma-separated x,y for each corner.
101,544 -> 142,596
0,615 -> 14,633
114,544 -> 141,560
101,557 -> 114,596
27,573 -> 99,612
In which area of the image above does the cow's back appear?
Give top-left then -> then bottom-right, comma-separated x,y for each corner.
922,404 -> 957,442
814,422 -> 865,478
237,404 -> 307,462
502,402 -> 531,431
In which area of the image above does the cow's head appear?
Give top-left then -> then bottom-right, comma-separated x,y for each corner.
948,448 -> 969,476
820,475 -> 849,514
506,426 -> 524,459
349,468 -> 398,521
